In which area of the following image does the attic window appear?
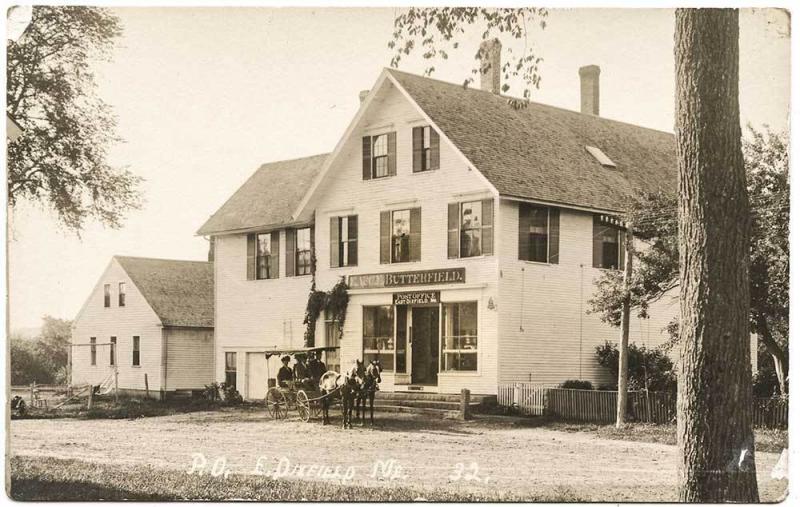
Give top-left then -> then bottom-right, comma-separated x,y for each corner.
585,146 -> 616,168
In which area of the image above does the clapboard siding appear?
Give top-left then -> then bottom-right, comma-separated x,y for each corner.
214,229 -> 313,393
71,259 -> 164,391
165,327 -> 214,390
497,199 -> 679,386
308,82 -> 500,395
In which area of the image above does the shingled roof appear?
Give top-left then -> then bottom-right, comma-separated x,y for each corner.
388,69 -> 677,212
115,256 -> 213,328
197,154 -> 328,236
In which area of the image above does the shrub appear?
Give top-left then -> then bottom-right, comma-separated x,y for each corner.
202,382 -> 221,402
560,380 -> 593,390
595,341 -> 677,392
220,383 -> 243,405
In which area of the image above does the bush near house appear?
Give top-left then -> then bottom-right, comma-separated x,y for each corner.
559,380 -> 594,390
595,341 -> 677,392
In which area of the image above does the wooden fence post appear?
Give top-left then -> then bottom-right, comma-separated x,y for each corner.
459,388 -> 472,420
87,385 -> 94,410
114,370 -> 119,404
144,373 -> 149,399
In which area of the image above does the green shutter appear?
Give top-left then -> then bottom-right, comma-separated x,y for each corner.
246,233 -> 256,280
270,232 -> 280,279
362,136 -> 372,180
409,207 -> 422,261
285,229 -> 296,277
447,203 -> 460,259
481,199 -> 494,256
549,208 -> 560,264
412,127 -> 423,172
348,215 -> 358,266
379,211 -> 391,264
518,204 -> 530,261
330,217 -> 340,268
387,131 -> 397,176
430,128 -> 440,170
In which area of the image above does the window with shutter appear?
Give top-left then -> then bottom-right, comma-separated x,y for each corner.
412,126 -> 440,172
332,216 -> 358,267
409,207 -> 421,261
451,199 -> 494,258
518,203 -> 560,264
285,229 -> 296,277
364,133 -> 397,179
379,211 -> 391,264
592,214 -> 624,270
295,227 -> 312,275
255,232 -> 281,279
246,234 -> 256,280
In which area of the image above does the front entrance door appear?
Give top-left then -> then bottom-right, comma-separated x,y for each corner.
411,307 -> 439,385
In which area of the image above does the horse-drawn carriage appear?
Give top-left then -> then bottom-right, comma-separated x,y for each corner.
263,346 -> 338,423
262,346 -> 382,428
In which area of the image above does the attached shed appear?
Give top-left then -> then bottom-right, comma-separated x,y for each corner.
71,256 -> 214,398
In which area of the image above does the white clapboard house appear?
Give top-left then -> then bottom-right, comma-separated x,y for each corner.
71,256 -> 214,398
198,40 -> 754,399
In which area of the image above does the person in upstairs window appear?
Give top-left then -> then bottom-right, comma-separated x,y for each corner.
277,355 -> 293,388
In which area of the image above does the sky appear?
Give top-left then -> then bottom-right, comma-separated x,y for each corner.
7,7 -> 791,330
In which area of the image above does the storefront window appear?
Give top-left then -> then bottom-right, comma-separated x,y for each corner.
441,302 -> 478,371
363,306 -> 394,371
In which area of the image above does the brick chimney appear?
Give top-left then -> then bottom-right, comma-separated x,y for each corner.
359,90 -> 370,103
479,38 -> 502,94
579,65 -> 600,115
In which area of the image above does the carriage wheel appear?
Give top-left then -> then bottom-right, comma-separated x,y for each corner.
266,388 -> 288,420
296,390 -> 311,422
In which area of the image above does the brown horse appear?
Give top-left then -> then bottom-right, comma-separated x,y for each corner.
355,360 -> 382,426
319,364 -> 362,429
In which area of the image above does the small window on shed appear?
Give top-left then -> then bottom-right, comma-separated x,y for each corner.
585,146 -> 616,168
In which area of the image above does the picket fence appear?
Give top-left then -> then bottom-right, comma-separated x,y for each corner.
497,383 -> 787,429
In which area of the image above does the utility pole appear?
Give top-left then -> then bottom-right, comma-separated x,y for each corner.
616,220 -> 634,428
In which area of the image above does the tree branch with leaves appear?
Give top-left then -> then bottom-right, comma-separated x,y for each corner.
6,6 -> 142,233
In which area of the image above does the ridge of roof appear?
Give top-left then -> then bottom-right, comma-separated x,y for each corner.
197,153 -> 329,236
385,67 -> 674,138
115,256 -> 214,328
386,67 -> 677,212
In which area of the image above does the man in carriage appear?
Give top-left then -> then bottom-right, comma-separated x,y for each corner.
277,355 -> 293,388
293,353 -> 317,390
307,351 -> 327,386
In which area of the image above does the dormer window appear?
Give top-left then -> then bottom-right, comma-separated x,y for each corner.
585,146 -> 616,168
362,132 -> 396,180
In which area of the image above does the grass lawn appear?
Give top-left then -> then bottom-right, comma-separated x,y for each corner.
8,456 -> 579,502
537,420 -> 788,454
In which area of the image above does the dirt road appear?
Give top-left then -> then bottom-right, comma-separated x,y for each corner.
9,409 -> 787,501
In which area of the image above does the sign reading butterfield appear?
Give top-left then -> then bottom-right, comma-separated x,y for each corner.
393,291 -> 440,305
348,268 -> 466,290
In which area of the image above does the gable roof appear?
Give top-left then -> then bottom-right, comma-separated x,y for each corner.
387,68 -> 677,212
197,154 -> 328,236
115,256 -> 214,328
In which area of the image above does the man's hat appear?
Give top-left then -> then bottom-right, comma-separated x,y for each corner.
281,355 -> 290,363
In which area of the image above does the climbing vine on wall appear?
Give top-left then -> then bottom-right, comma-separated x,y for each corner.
303,265 -> 349,347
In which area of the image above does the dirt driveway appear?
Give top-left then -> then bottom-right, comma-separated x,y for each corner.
9,409 -> 787,502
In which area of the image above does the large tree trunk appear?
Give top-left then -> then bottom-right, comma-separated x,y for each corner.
755,312 -> 788,396
674,8 -> 758,502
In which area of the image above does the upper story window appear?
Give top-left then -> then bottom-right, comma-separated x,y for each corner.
593,214 -> 625,270
118,282 -> 126,307
295,227 -> 312,275
330,215 -> 358,268
247,232 -> 280,280
518,203 -> 560,264
413,126 -> 440,172
380,208 -> 421,264
447,199 -> 494,258
103,284 -> 110,308
362,132 -> 396,180
392,209 -> 411,263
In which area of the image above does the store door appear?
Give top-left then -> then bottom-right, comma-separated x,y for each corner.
411,307 -> 439,385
